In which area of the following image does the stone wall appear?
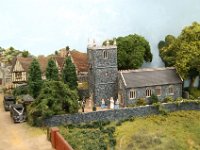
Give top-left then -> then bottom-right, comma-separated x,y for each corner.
43,101 -> 200,127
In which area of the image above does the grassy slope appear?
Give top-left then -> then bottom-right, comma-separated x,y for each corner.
115,111 -> 200,150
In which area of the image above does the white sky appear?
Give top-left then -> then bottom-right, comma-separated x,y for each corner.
0,0 -> 200,66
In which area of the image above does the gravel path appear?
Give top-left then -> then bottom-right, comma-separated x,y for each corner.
0,94 -> 54,150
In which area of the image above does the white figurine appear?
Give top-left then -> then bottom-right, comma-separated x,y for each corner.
110,97 -> 114,109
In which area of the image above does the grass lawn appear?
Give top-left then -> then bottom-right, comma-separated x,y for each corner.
115,110 -> 200,150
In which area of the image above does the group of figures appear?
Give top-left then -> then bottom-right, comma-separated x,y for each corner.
101,97 -> 120,109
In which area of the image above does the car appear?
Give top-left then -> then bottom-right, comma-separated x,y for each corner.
3,95 -> 16,111
10,104 -> 26,123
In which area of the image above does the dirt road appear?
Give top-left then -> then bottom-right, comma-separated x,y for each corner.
0,94 -> 54,150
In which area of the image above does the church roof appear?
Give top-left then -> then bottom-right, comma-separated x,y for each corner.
120,67 -> 183,88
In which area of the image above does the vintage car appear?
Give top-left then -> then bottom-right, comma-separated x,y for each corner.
3,95 -> 16,111
10,104 -> 26,123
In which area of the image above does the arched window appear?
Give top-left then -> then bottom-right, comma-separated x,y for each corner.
103,50 -> 108,59
129,89 -> 137,99
155,86 -> 161,96
168,85 -> 174,95
146,88 -> 152,97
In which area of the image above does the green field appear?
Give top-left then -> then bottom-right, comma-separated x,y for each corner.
115,111 -> 200,150
60,110 -> 200,150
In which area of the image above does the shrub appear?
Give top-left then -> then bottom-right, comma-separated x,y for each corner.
136,98 -> 147,106
163,96 -> 174,103
189,88 -> 200,99
13,85 -> 29,96
149,94 -> 159,104
27,81 -> 79,126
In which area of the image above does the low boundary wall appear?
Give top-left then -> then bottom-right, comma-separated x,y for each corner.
44,101 -> 200,127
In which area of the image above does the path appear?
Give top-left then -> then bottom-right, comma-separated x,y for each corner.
0,94 -> 54,150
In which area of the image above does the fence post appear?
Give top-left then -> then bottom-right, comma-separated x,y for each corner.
51,127 -> 59,149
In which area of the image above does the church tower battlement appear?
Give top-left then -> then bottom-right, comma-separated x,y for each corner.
87,40 -> 118,105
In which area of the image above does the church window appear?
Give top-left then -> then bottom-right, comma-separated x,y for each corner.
103,50 -> 108,59
168,85 -> 174,95
129,89 -> 136,99
155,86 -> 161,96
146,88 -> 152,97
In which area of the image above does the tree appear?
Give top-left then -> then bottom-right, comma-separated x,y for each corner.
158,35 -> 177,67
22,50 -> 29,57
46,59 -> 59,81
62,57 -> 78,89
158,22 -> 200,88
103,34 -> 153,70
27,80 -> 79,126
28,59 -> 43,98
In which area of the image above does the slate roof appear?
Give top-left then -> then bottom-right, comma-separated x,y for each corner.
120,67 -> 183,88
69,50 -> 88,72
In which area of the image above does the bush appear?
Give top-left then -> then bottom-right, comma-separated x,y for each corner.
136,98 -> 147,106
27,81 -> 79,126
189,88 -> 200,99
13,85 -> 29,96
149,94 -> 159,104
163,96 -> 174,103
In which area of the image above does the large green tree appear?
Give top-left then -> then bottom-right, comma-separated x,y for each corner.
46,59 -> 59,81
28,59 -> 43,98
62,57 -> 78,89
27,80 -> 79,126
158,22 -> 200,88
103,34 -> 153,70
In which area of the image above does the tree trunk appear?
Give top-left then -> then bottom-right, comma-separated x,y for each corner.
189,76 -> 197,89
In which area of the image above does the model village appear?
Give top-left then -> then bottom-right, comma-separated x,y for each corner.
0,24 -> 200,150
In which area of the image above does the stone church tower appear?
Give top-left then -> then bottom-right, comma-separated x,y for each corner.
87,40 -> 118,105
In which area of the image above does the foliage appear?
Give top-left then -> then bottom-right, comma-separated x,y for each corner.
0,46 -> 31,65
21,50 -> 30,57
136,98 -> 147,106
103,34 -> 153,70
28,59 -> 43,98
149,93 -> 159,104
60,121 -> 116,150
163,96 -> 174,103
13,85 -> 29,96
62,57 -> 78,89
189,88 -> 200,99
158,22 -> 200,88
27,81 -> 79,126
46,59 -> 59,81
115,111 -> 200,149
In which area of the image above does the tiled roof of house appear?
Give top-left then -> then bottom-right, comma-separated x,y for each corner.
52,56 -> 65,69
38,56 -> 48,73
69,50 -> 88,72
120,67 -> 183,88
12,57 -> 34,72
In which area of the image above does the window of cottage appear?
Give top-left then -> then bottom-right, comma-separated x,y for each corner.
169,85 -> 174,95
155,86 -> 161,96
129,89 -> 137,99
103,50 -> 108,59
15,72 -> 22,80
146,88 -> 152,97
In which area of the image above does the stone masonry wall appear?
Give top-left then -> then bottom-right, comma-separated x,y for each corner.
43,102 -> 200,127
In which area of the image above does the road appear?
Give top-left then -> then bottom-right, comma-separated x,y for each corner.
0,94 -> 54,150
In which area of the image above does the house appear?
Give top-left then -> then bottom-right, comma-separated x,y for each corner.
11,56 -> 49,85
11,57 -> 34,86
87,42 -> 183,106
68,50 -> 88,82
118,68 -> 183,106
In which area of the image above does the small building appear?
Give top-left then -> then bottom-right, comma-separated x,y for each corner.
118,67 -> 183,106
